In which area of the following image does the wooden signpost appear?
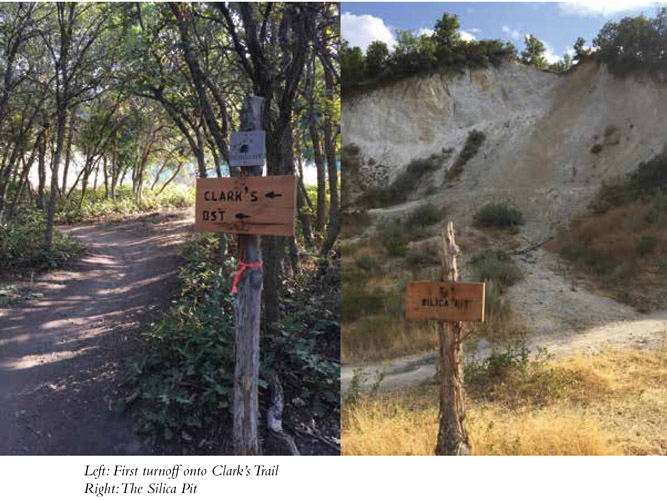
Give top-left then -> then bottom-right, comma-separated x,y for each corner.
192,95 -> 296,455
404,222 -> 484,455
194,175 -> 296,237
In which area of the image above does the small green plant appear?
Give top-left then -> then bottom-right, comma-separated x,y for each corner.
357,153 -> 446,208
471,250 -> 523,287
343,369 -> 385,407
473,202 -> 524,228
377,222 -> 409,257
356,254 -> 378,272
405,202 -> 441,227
406,242 -> 441,269
637,234 -> 658,256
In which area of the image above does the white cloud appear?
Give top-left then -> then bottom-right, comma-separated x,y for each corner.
417,28 -> 434,37
501,25 -> 522,40
469,28 -> 482,34
558,1 -> 665,17
543,41 -> 563,64
341,12 -> 396,52
459,30 -> 477,42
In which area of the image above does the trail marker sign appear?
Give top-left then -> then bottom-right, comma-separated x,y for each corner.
195,175 -> 296,236
229,131 -> 266,167
405,281 -> 485,322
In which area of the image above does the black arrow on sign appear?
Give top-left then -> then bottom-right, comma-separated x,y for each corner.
265,191 -> 282,199
235,213 -> 251,220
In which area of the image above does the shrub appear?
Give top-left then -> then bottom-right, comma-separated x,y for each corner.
637,234 -> 658,256
405,202 -> 442,227
0,209 -> 84,274
591,143 -> 603,155
473,202 -> 524,228
377,223 -> 409,256
356,254 -> 379,272
124,233 -> 339,445
446,129 -> 486,180
357,154 -> 445,209
341,285 -> 387,322
406,241 -> 441,269
471,250 -> 523,287
589,151 -> 667,214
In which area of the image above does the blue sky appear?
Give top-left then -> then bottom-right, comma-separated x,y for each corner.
342,2 -> 667,63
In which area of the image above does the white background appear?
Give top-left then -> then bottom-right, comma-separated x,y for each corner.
1,456 -> 665,499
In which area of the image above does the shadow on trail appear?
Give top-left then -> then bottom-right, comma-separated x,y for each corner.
0,215 -> 191,454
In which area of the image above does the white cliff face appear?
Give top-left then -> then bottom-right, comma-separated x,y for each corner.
343,59 -> 667,236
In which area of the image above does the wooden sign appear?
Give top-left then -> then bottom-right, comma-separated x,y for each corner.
229,131 -> 266,167
194,175 -> 296,236
405,281 -> 485,322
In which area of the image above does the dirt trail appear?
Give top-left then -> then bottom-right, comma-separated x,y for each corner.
342,248 -> 667,393
0,212 -> 192,454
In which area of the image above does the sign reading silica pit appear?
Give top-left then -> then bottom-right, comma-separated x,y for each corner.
229,131 -> 266,167
195,175 -> 296,236
405,281 -> 485,322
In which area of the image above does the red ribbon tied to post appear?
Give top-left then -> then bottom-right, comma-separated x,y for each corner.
231,261 -> 262,294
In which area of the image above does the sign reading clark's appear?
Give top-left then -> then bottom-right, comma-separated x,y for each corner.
194,174 -> 296,237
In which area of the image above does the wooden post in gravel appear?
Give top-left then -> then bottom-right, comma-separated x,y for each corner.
232,95 -> 264,455
435,221 -> 471,456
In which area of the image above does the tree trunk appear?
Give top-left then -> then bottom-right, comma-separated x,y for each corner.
308,119 -> 326,232
321,65 -> 339,255
37,136 -> 46,210
61,109 -> 75,194
435,222 -> 471,456
232,96 -> 264,456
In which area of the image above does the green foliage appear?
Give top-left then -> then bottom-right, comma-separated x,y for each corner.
365,41 -> 390,75
637,234 -> 658,256
341,282 -> 386,321
356,254 -> 379,272
594,9 -> 667,75
446,129 -> 486,180
405,240 -> 441,269
343,368 -> 385,407
573,37 -> 589,62
473,202 -> 525,228
341,40 -> 365,83
56,184 -> 194,224
466,341 -> 563,407
341,10 -> 515,92
377,223 -> 409,257
405,202 -> 442,227
466,340 -> 533,382
471,250 -> 523,287
589,151 -> 667,214
358,153 -> 447,208
520,34 -> 548,70
0,209 -> 84,274
124,233 -> 339,444
549,53 -> 573,73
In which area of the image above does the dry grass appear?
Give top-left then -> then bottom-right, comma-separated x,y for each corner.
342,348 -> 667,455
549,195 -> 667,311
342,318 -> 438,364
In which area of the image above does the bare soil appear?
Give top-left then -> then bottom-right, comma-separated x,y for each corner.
0,212 -> 192,454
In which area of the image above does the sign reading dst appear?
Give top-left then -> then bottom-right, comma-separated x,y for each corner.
405,282 -> 485,322
195,175 -> 296,236
229,131 -> 266,167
